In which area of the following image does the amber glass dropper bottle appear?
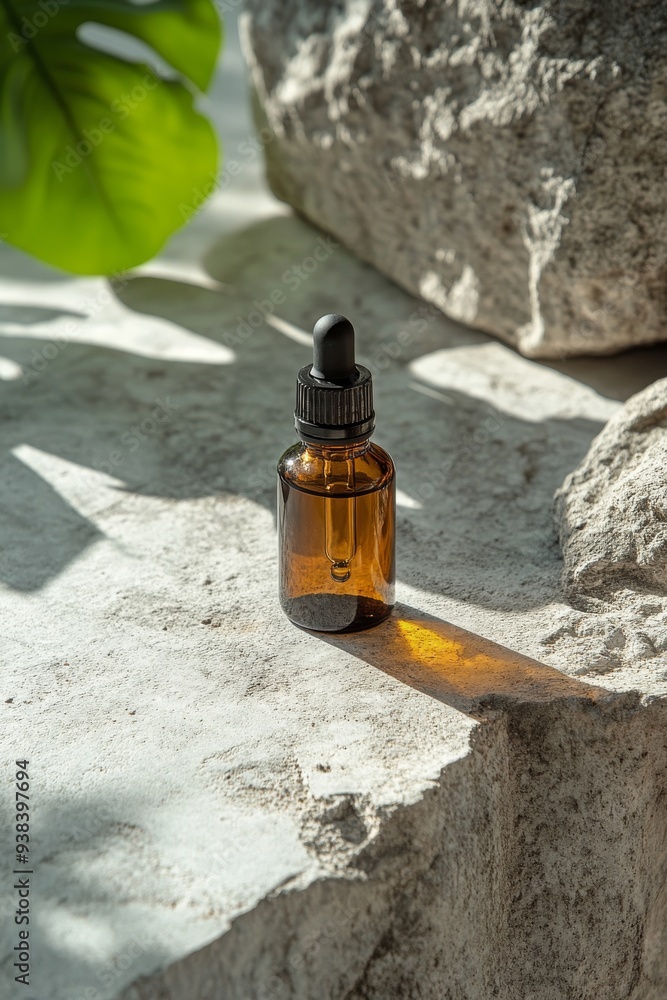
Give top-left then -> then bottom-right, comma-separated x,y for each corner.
278,314 -> 396,632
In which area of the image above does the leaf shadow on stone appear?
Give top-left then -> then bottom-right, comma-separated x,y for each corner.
0,452 -> 102,592
0,304 -> 86,326
0,788 -> 177,1000
0,214 -> 659,611
0,243 -> 73,284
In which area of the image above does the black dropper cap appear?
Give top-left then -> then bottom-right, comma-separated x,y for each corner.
294,314 -> 374,443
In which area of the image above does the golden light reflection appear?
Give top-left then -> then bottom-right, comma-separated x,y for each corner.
327,606 -> 608,718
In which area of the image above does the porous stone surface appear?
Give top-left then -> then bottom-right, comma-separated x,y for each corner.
556,378 -> 667,600
240,0 -> 667,358
1,12 -> 667,1000
552,379 -> 667,685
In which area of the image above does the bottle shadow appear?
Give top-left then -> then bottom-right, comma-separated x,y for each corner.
323,603 -> 611,718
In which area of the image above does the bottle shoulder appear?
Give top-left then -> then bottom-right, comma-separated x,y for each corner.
278,440 -> 394,495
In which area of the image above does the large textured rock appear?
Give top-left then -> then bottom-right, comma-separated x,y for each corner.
2,12 -> 667,1000
240,0 -> 667,358
556,379 -> 667,602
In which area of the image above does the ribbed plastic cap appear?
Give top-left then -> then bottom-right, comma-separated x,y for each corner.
294,314 -> 374,442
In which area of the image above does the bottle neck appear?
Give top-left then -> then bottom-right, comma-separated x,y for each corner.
300,437 -> 371,461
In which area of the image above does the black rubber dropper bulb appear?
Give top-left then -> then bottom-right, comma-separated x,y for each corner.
294,314 -> 375,443
311,314 -> 356,382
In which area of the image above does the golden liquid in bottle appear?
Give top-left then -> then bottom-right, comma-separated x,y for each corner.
278,441 -> 395,632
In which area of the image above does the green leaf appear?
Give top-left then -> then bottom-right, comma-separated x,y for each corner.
0,0 -> 222,274
56,0 -> 221,91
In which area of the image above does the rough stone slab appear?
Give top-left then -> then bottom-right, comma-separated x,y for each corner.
556,378 -> 667,599
552,378 -> 667,682
240,0 -> 667,358
1,12 -> 667,1000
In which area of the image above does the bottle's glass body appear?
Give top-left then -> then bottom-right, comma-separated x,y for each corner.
277,438 -> 395,632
